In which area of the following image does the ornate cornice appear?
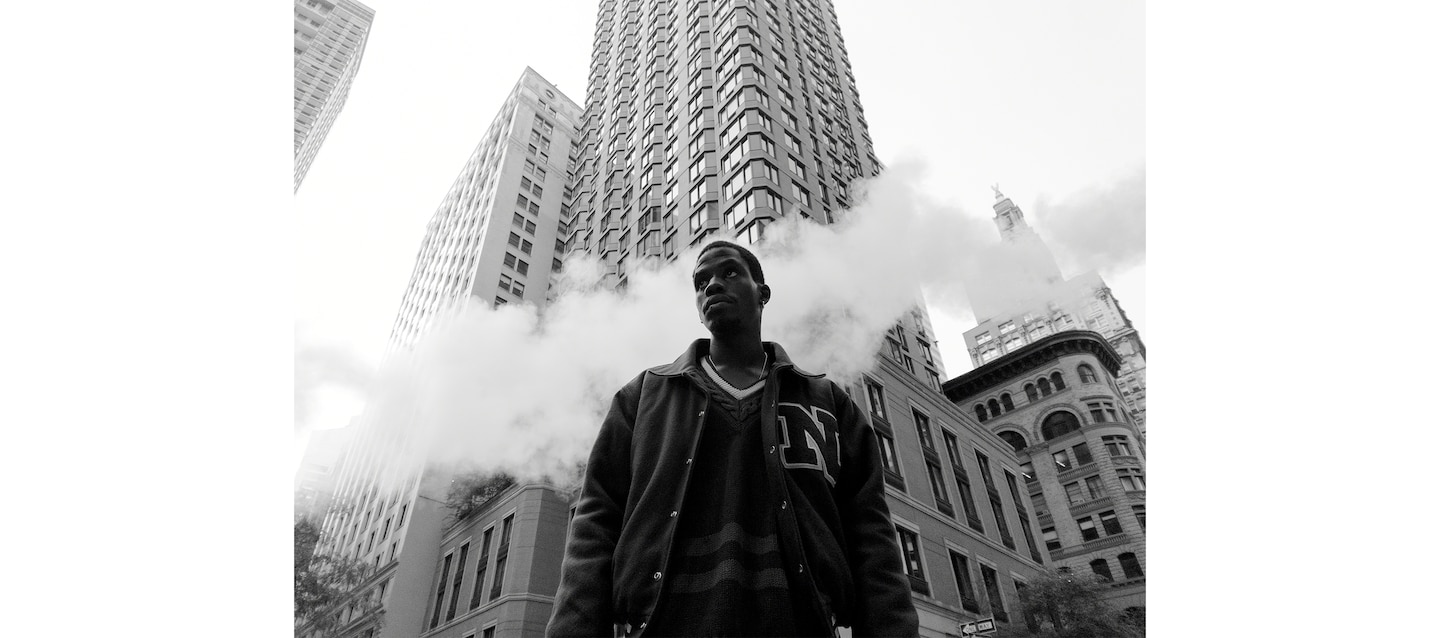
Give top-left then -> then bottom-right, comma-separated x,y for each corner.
943,331 -> 1123,402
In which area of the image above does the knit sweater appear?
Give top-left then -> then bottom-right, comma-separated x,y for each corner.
642,366 -> 823,637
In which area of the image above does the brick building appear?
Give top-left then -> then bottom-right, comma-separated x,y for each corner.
943,331 -> 1146,613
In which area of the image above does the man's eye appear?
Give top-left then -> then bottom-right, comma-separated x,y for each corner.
725,269 -> 738,278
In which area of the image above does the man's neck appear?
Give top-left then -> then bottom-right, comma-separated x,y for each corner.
708,334 -> 766,376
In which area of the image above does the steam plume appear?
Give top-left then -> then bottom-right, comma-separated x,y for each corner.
351,158 -> 1129,487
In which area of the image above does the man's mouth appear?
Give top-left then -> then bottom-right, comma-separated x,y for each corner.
703,297 -> 732,313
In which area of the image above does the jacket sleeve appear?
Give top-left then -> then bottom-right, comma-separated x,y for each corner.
546,376 -> 642,638
834,384 -> 920,638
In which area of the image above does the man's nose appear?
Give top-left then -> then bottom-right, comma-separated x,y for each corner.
703,277 -> 725,295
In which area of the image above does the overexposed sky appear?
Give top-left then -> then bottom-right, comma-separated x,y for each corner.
296,0 -> 1145,440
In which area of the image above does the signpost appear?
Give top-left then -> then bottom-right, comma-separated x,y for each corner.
958,617 -> 997,636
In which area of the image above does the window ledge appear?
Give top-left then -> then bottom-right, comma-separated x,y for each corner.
1068,495 -> 1114,517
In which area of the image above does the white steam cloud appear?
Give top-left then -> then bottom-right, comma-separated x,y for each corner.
295,332 -> 374,436
347,158 -> 1133,488
1032,166 -> 1146,275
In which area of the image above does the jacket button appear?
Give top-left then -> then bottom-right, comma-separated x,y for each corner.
798,564 -> 805,573
698,410 -> 705,417
769,445 -> 776,454
685,458 -> 692,465
653,571 -> 662,580
780,500 -> 787,509
670,510 -> 678,517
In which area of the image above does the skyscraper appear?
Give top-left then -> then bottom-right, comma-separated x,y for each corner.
302,69 -> 584,638
387,68 -> 584,351
562,0 -> 943,385
294,0 -> 375,192
961,190 -> 1148,432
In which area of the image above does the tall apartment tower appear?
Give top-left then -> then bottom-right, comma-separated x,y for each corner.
303,69 -> 585,638
387,68 -> 584,351
961,190 -> 1148,432
294,0 -> 375,192
561,0 -> 943,385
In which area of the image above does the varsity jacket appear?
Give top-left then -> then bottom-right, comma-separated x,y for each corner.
546,339 -> 920,638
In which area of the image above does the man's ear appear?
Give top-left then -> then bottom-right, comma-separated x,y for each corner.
759,284 -> 771,306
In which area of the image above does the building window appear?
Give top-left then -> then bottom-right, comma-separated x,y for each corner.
1077,516 -> 1099,541
1083,475 -> 1105,500
1019,461 -> 1036,483
468,528 -> 493,610
1042,527 -> 1060,552
987,398 -> 1001,417
1099,510 -> 1123,535
949,551 -> 979,612
445,542 -> 470,621
1040,411 -> 1082,441
864,380 -> 887,421
429,552 -> 454,628
1087,401 -> 1121,423
1103,435 -> 1133,457
1037,378 -> 1052,396
1072,442 -> 1094,467
895,525 -> 929,595
927,461 -> 952,515
1133,505 -> 1146,531
1078,364 -> 1098,383
1117,468 -> 1147,492
1000,393 -> 1014,412
877,430 -> 904,489
912,409 -> 934,449
1024,384 -> 1038,402
1118,552 -> 1144,579
1053,449 -> 1073,472
998,431 -> 1026,453
1050,371 -> 1066,391
974,404 -> 988,422
1089,558 -> 1114,582
980,564 -> 1007,622
489,514 -> 514,600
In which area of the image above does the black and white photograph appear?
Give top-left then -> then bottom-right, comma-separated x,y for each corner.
7,1 -> 1436,637
293,1 -> 1144,636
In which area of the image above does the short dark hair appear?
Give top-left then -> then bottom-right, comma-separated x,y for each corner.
697,240 -> 764,284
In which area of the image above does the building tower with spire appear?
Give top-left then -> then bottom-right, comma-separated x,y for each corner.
960,188 -> 1147,432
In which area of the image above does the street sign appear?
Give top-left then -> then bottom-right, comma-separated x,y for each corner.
959,617 -> 997,636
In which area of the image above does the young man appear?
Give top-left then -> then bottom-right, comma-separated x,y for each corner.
547,241 -> 918,637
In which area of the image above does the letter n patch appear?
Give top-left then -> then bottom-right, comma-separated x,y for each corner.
778,402 -> 840,485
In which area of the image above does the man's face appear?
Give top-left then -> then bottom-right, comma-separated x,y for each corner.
692,246 -> 769,336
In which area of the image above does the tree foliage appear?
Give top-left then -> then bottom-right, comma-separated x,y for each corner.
294,518 -> 377,637
444,471 -> 516,521
992,570 -> 1143,638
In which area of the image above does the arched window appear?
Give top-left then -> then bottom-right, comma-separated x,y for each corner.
987,399 -> 1001,416
1050,371 -> 1066,391
1024,384 -> 1038,402
1041,411 -> 1082,441
1118,553 -> 1144,579
1089,558 -> 1114,582
1001,393 -> 1015,412
974,404 -> 988,422
1078,364 -> 1098,384
998,431 -> 1027,453
1038,378 -> 1052,396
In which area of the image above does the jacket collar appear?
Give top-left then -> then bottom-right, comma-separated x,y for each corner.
650,339 -> 824,379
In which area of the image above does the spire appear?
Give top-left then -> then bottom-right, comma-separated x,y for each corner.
991,185 -> 1028,240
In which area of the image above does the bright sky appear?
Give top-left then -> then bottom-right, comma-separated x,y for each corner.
295,0 -> 1145,444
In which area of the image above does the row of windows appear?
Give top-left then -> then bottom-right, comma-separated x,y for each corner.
974,364 -> 1104,423
428,514 -> 515,630
864,378 -> 1043,561
896,523 -> 1021,620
